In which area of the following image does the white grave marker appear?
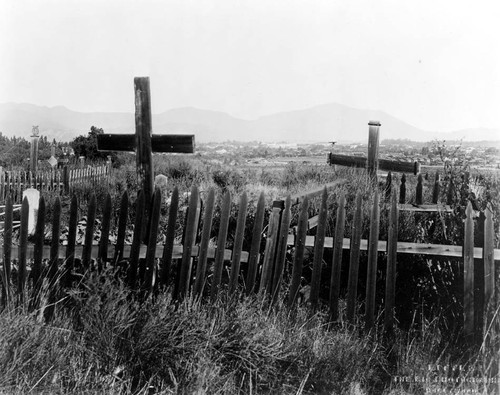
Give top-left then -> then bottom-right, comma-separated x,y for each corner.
22,188 -> 40,235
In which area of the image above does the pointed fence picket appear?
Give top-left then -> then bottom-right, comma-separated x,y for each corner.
0,165 -> 110,204
0,185 -> 498,343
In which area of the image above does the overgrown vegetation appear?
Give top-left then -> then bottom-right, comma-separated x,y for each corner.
1,270 -> 497,394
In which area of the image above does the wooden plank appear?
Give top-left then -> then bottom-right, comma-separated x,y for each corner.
160,187 -> 179,287
3,195 -> 13,297
178,186 -> 200,298
432,172 -> 440,204
384,191 -> 398,333
289,180 -> 344,206
484,203 -> 495,326
285,235 -> 500,260
0,245 -> 249,271
398,203 -> 453,213
346,193 -> 363,322
64,195 -> 78,288
210,191 -> 231,302
416,174 -> 423,205
127,190 -> 145,288
98,193 -> 112,271
114,191 -> 129,263
82,195 -> 96,270
18,197 -> 29,301
229,192 -> 248,294
384,171 -> 392,201
288,196 -> 309,309
32,196 -> 45,295
310,187 -> 328,309
246,191 -> 265,295
329,193 -> 346,321
145,188 -> 162,291
97,134 -> 195,154
399,173 -> 406,204
193,188 -> 215,297
271,195 -> 292,303
365,191 -> 380,331
260,200 -> 283,293
464,202 -> 475,341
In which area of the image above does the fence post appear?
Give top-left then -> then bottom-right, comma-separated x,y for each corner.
432,172 -> 440,204
18,197 -> 29,304
367,121 -> 381,178
329,193 -> 346,321
2,194 -> 13,307
399,174 -> 406,204
229,192 -> 248,295
260,199 -> 284,294
288,197 -> 309,309
194,188 -> 216,297
464,202 -> 475,343
210,191 -> 231,302
161,187 -> 179,288
416,173 -> 423,205
384,171 -> 392,201
178,186 -> 200,298
365,191 -> 380,331
346,193 -> 363,323
246,192 -> 266,295
32,196 -> 46,304
384,190 -> 399,333
310,187 -> 328,310
483,203 -> 495,331
271,195 -> 292,303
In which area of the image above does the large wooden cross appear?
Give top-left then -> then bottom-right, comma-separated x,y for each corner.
97,77 -> 195,236
327,121 -> 420,177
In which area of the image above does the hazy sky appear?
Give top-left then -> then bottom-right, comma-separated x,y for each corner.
1,0 -> 499,133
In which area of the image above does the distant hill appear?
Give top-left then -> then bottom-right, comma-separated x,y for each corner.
0,102 -> 498,143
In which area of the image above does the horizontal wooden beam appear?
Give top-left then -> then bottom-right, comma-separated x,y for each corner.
328,153 -> 420,175
97,134 -> 195,153
286,234 -> 500,261
0,244 -> 247,264
398,204 -> 453,213
288,180 -> 344,205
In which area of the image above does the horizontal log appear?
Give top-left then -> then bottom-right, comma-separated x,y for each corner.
97,134 -> 195,153
328,153 -> 420,175
0,244 -> 247,264
286,234 -> 500,261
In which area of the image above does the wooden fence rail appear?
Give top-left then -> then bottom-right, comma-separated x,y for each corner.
0,186 -> 498,342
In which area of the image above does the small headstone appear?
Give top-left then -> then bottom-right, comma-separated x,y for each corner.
22,188 -> 40,235
154,174 -> 169,201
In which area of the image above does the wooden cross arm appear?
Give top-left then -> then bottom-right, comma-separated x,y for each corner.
328,153 -> 420,175
97,134 -> 195,153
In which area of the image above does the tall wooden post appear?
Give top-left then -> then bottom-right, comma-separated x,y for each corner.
134,77 -> 154,240
367,121 -> 381,178
30,126 -> 40,174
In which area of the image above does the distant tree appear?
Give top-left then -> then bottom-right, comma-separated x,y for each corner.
71,126 -> 110,162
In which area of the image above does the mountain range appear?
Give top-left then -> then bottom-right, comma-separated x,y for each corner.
0,102 -> 498,143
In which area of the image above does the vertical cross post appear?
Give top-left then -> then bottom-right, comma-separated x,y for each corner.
134,77 -> 154,240
367,121 -> 381,178
30,126 -> 40,174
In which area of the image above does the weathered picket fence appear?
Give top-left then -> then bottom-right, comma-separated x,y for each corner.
0,164 -> 110,204
0,186 -> 498,342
